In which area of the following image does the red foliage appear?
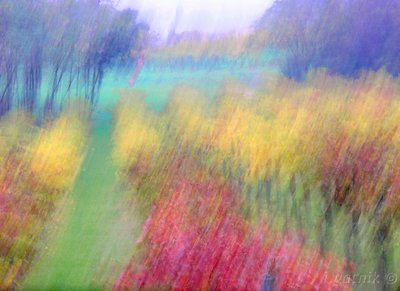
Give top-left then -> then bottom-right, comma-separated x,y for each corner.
114,174 -> 350,290
0,153 -> 53,287
266,237 -> 350,290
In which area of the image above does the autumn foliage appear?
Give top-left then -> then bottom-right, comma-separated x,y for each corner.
0,103 -> 88,288
113,70 -> 400,290
114,167 -> 349,290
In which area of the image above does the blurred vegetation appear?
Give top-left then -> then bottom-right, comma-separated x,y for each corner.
0,0 -> 149,116
113,70 -> 400,290
257,0 -> 400,79
0,103 -> 89,289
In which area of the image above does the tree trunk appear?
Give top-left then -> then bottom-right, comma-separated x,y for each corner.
0,61 -> 16,117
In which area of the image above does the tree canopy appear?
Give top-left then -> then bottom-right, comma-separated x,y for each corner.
258,0 -> 400,79
0,0 -> 149,116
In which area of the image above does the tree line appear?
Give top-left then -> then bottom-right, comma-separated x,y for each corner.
0,0 -> 148,117
258,0 -> 400,80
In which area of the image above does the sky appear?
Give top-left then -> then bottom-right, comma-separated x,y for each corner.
117,0 -> 275,39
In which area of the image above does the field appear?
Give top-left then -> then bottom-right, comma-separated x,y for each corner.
1,0 -> 400,289
0,55 -> 397,290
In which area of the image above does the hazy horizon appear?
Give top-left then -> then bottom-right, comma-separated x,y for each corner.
117,0 -> 275,39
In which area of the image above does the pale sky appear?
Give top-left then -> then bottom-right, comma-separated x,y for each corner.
117,0 -> 275,39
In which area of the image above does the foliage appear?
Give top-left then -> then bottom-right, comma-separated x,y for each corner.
114,170 -> 349,290
113,91 -> 161,175
113,70 -> 400,289
30,102 -> 89,191
258,0 -> 400,79
0,106 -> 88,288
0,0 -> 149,115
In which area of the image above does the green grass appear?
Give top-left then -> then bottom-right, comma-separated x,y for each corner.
22,112 -> 142,290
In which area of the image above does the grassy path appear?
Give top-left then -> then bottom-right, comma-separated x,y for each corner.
22,112 -> 140,290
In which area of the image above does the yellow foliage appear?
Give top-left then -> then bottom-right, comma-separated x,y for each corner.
113,70 -> 400,218
30,110 -> 88,191
113,91 -> 161,171
0,103 -> 88,288
165,85 -> 214,150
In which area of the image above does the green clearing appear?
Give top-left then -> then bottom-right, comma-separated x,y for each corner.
22,112 -> 141,290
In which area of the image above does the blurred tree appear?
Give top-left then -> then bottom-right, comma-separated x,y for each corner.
258,0 -> 400,79
0,0 -> 148,117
